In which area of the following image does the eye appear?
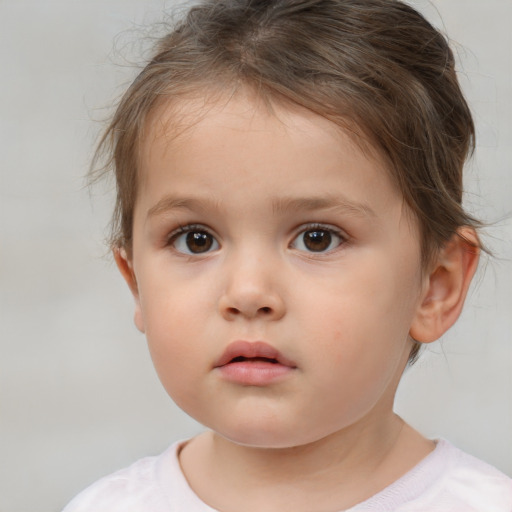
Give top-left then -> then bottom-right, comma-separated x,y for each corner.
291,225 -> 344,253
169,226 -> 220,255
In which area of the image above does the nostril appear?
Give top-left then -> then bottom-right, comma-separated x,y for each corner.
221,301 -> 282,320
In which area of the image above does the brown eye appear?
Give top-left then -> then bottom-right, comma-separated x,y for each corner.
186,232 -> 214,253
303,230 -> 332,252
172,227 -> 219,254
291,226 -> 343,253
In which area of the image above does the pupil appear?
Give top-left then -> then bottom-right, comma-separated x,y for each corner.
186,232 -> 212,253
305,230 -> 331,251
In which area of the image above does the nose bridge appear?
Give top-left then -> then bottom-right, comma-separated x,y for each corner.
219,240 -> 285,321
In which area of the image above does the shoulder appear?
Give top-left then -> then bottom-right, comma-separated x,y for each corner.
431,440 -> 512,509
62,443 -> 179,512
353,439 -> 512,512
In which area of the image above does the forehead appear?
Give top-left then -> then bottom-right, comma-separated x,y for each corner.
137,89 -> 409,221
145,84 -> 380,147
141,89 -> 385,177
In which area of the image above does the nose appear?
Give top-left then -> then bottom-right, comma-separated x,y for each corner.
218,253 -> 286,322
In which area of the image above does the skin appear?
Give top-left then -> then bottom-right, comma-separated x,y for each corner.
116,90 -> 479,511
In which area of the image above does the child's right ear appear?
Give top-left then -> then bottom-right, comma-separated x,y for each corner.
113,247 -> 145,333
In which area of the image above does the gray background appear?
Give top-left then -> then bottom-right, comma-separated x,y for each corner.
1,1 -> 511,511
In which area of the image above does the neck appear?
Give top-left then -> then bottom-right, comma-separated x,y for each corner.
179,414 -> 434,512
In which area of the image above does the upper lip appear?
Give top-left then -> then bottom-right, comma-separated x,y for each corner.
214,340 -> 297,368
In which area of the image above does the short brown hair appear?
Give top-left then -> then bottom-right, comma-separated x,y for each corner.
95,0 -> 482,363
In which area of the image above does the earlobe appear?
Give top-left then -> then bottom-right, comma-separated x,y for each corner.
410,228 -> 480,343
113,247 -> 146,333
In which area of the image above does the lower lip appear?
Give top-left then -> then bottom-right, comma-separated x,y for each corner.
216,361 -> 295,386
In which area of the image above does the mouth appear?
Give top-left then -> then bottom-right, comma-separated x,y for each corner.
214,340 -> 297,385
214,340 -> 297,369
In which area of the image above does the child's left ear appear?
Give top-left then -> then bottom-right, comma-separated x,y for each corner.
410,227 -> 480,343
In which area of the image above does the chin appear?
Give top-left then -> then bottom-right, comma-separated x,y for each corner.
222,432 -> 300,449
200,415 -> 290,448
211,419 -> 329,450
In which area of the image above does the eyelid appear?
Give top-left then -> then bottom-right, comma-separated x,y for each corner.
292,222 -> 347,239
167,223 -> 214,241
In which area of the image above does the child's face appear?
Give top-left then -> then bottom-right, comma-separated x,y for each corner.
123,91 -> 429,448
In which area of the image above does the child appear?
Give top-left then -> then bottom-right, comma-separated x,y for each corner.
64,0 -> 512,510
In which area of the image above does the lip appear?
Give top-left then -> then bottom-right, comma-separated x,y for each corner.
214,340 -> 297,386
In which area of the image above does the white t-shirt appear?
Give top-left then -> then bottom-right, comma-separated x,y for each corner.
63,439 -> 512,512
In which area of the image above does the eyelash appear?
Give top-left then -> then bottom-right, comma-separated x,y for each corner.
166,223 -> 347,255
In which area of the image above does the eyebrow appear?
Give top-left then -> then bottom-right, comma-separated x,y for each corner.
146,194 -> 375,219
271,195 -> 376,218
147,196 -> 220,218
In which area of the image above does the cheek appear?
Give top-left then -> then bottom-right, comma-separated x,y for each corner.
142,297 -> 200,364
137,273 -> 206,380
302,255 -> 420,372
138,260 -> 213,330
143,312 -> 206,416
